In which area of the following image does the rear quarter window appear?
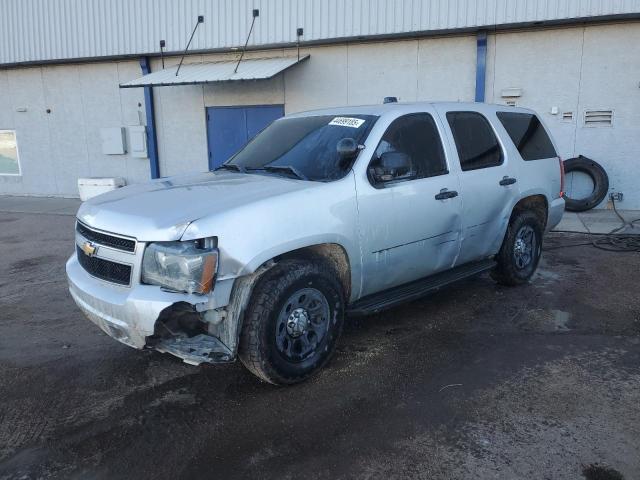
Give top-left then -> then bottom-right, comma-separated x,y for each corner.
446,111 -> 504,171
496,112 -> 557,161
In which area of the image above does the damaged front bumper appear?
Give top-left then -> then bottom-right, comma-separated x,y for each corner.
154,334 -> 233,365
66,254 -> 239,365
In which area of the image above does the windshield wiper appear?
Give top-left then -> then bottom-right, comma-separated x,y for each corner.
214,163 -> 246,173
262,165 -> 308,180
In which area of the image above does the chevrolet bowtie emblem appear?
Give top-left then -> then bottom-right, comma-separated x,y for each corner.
81,241 -> 97,257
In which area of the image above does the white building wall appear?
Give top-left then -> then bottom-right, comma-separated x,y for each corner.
152,23 -> 640,209
153,65 -> 208,179
416,35 -> 476,102
347,40 -> 420,105
1,22 -> 639,207
488,26 -> 584,157
488,23 -> 640,208
282,45 -> 350,112
149,35 -> 479,183
576,23 -> 640,208
2,67 -> 58,196
154,82 -> 209,178
0,61 -> 149,196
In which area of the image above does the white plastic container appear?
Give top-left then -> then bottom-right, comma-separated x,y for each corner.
77,177 -> 126,201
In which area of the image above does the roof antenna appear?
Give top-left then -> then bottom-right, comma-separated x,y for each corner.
176,15 -> 204,77
296,28 -> 304,61
234,9 -> 259,74
159,40 -> 166,69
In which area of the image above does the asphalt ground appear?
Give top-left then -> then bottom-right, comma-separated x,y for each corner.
0,211 -> 638,479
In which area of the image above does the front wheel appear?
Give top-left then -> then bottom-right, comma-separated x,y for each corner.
491,211 -> 543,286
238,259 -> 344,385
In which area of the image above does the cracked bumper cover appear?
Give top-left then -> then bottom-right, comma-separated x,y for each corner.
66,254 -> 236,363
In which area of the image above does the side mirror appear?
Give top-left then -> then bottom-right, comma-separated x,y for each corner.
371,151 -> 415,183
336,138 -> 359,159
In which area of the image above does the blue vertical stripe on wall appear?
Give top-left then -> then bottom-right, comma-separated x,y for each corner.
139,57 -> 161,179
475,31 -> 488,103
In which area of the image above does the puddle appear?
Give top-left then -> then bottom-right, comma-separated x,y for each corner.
552,310 -> 571,331
533,267 -> 560,283
517,309 -> 571,332
148,390 -> 197,408
582,463 -> 625,480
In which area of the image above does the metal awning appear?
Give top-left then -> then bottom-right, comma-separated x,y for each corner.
120,55 -> 309,88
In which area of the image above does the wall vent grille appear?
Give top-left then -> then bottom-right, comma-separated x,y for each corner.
584,110 -> 613,127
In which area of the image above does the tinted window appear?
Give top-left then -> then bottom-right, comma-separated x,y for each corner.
497,112 -> 557,160
227,114 -> 377,181
446,112 -> 503,171
371,113 -> 448,181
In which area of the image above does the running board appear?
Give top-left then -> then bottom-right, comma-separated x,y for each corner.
347,259 -> 496,316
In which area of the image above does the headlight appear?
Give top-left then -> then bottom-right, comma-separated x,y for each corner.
142,240 -> 218,295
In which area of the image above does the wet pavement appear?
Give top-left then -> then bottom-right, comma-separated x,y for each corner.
0,211 -> 638,480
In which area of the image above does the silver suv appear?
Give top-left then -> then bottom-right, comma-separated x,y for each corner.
67,102 -> 565,384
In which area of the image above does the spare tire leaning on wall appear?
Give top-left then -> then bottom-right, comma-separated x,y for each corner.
562,156 -> 609,212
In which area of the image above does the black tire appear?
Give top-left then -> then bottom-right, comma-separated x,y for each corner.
491,211 -> 543,286
563,156 -> 609,212
238,259 -> 344,385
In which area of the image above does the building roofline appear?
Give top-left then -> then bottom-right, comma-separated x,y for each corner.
1,13 -> 639,69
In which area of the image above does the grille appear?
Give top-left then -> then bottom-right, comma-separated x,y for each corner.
76,222 -> 136,252
76,246 -> 132,285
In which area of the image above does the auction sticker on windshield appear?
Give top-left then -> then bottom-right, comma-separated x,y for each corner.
328,117 -> 365,128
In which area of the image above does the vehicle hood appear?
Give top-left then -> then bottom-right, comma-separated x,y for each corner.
77,171 -> 313,241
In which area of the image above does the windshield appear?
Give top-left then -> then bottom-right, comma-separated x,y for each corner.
225,114 -> 378,181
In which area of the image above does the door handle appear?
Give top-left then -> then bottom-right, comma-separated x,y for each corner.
499,176 -> 517,186
435,189 -> 459,200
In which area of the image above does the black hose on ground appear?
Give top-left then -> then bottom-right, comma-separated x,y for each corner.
545,233 -> 640,253
608,196 -> 640,234
546,198 -> 640,253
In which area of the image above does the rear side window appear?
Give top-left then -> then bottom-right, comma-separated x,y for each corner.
446,112 -> 503,171
497,112 -> 557,160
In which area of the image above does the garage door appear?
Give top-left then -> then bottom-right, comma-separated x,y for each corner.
206,105 -> 284,169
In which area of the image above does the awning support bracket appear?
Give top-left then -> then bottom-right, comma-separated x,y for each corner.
296,28 -> 304,61
176,15 -> 204,77
234,9 -> 260,73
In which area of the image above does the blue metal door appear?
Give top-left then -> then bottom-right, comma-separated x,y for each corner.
207,105 -> 284,170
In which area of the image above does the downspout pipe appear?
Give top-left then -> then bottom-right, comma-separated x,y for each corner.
139,57 -> 161,179
475,31 -> 488,102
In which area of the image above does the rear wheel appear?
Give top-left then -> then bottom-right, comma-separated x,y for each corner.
491,211 -> 543,286
238,259 -> 344,385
